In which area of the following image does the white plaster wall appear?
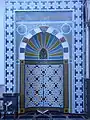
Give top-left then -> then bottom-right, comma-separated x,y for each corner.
0,0 -> 5,84
87,1 -> 90,21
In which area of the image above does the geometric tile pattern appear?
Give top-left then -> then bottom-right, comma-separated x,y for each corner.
25,64 -> 63,108
5,0 -> 84,113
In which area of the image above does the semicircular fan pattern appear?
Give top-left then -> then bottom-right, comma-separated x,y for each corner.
25,32 -> 63,60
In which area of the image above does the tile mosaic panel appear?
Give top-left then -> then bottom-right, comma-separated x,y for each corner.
25,64 -> 63,108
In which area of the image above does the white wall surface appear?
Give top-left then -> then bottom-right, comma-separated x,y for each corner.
87,1 -> 90,21
0,0 -> 5,84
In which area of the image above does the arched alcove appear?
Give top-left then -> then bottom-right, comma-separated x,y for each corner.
19,27 -> 69,113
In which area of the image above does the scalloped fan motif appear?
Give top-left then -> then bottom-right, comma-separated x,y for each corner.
25,32 -> 63,60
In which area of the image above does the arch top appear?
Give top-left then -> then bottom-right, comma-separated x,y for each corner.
19,27 -> 69,60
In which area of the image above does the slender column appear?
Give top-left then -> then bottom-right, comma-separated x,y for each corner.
20,60 -> 25,113
64,60 -> 68,112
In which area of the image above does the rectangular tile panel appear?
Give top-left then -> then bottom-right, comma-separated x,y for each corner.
25,64 -> 63,108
